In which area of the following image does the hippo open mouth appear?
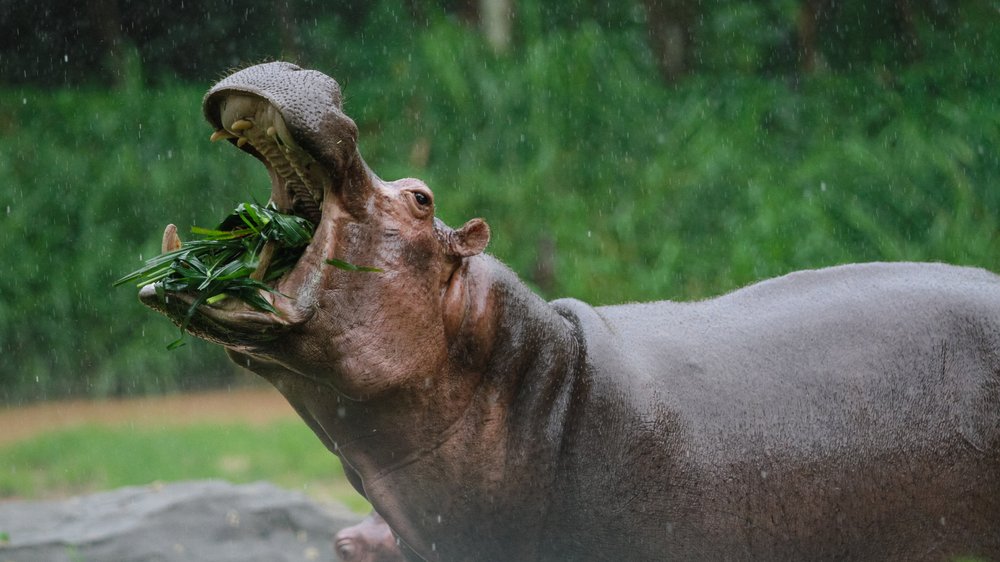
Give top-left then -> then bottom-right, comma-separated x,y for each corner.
208,95 -> 326,225
139,62 -> 365,347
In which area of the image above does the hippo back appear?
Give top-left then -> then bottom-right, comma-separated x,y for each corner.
548,262 -> 1000,560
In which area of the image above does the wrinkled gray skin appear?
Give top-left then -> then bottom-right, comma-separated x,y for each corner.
140,62 -> 1000,561
335,511 -> 407,562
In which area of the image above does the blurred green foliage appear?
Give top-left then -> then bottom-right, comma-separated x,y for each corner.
0,84 -> 261,401
0,0 -> 998,402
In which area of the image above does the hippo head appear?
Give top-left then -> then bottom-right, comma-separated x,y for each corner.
139,62 -> 491,399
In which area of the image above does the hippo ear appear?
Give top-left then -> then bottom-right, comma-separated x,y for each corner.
447,219 -> 490,258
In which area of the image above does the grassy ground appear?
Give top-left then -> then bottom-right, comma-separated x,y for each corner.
0,390 -> 369,513
0,421 -> 368,513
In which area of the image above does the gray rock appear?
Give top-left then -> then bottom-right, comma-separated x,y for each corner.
0,480 -> 362,562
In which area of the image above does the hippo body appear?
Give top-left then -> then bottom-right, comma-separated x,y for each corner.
139,62 -> 1000,561
546,262 -> 1000,560
327,260 -> 1000,561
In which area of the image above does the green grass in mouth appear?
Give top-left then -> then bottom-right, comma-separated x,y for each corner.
115,202 -> 314,348
116,202 -> 382,349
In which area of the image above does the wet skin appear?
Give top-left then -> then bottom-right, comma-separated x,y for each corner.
140,62 -> 1000,561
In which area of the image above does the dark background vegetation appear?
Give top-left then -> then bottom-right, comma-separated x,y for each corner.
1,0 -> 997,403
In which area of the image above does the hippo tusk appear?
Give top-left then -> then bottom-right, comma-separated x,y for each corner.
161,223 -> 182,253
209,130 -> 236,142
250,239 -> 278,281
230,119 -> 254,132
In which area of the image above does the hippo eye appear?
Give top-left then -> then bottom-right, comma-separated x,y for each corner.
413,191 -> 431,207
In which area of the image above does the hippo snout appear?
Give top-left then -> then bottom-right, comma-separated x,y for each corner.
138,61 -> 377,347
334,534 -> 360,562
334,512 -> 405,562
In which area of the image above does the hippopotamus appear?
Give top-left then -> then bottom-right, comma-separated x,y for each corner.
335,511 -> 407,562
138,61 -> 1000,561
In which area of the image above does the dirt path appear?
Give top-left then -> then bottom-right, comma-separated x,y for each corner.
0,386 -> 297,447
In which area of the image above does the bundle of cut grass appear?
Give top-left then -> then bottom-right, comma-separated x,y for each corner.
115,203 -> 314,347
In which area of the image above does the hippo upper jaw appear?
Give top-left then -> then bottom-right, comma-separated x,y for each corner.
202,62 -> 365,220
139,62 -> 370,348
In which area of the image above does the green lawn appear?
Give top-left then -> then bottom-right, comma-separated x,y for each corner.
0,420 -> 369,513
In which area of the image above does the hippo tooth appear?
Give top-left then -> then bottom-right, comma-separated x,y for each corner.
161,223 -> 182,253
214,95 -> 323,223
230,119 -> 254,131
210,130 -> 236,142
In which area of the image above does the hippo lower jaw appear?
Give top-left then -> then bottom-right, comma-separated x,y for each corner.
139,94 -> 337,346
138,281 -> 305,346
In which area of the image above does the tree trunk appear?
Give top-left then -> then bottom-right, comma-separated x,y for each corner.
796,0 -> 834,73
480,0 -> 514,55
642,0 -> 698,85
892,0 -> 921,62
88,0 -> 125,86
275,1 -> 299,62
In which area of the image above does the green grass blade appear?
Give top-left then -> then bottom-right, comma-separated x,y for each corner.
118,201 -> 383,349
325,258 -> 383,273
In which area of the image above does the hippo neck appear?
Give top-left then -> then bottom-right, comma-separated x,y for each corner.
344,254 -> 584,470
360,255 -> 589,560
474,254 -> 585,451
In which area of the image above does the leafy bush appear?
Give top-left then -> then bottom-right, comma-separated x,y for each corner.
1,7 -> 997,402
0,84 -> 268,401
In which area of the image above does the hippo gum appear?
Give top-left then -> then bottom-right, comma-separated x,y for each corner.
139,62 -> 1000,561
